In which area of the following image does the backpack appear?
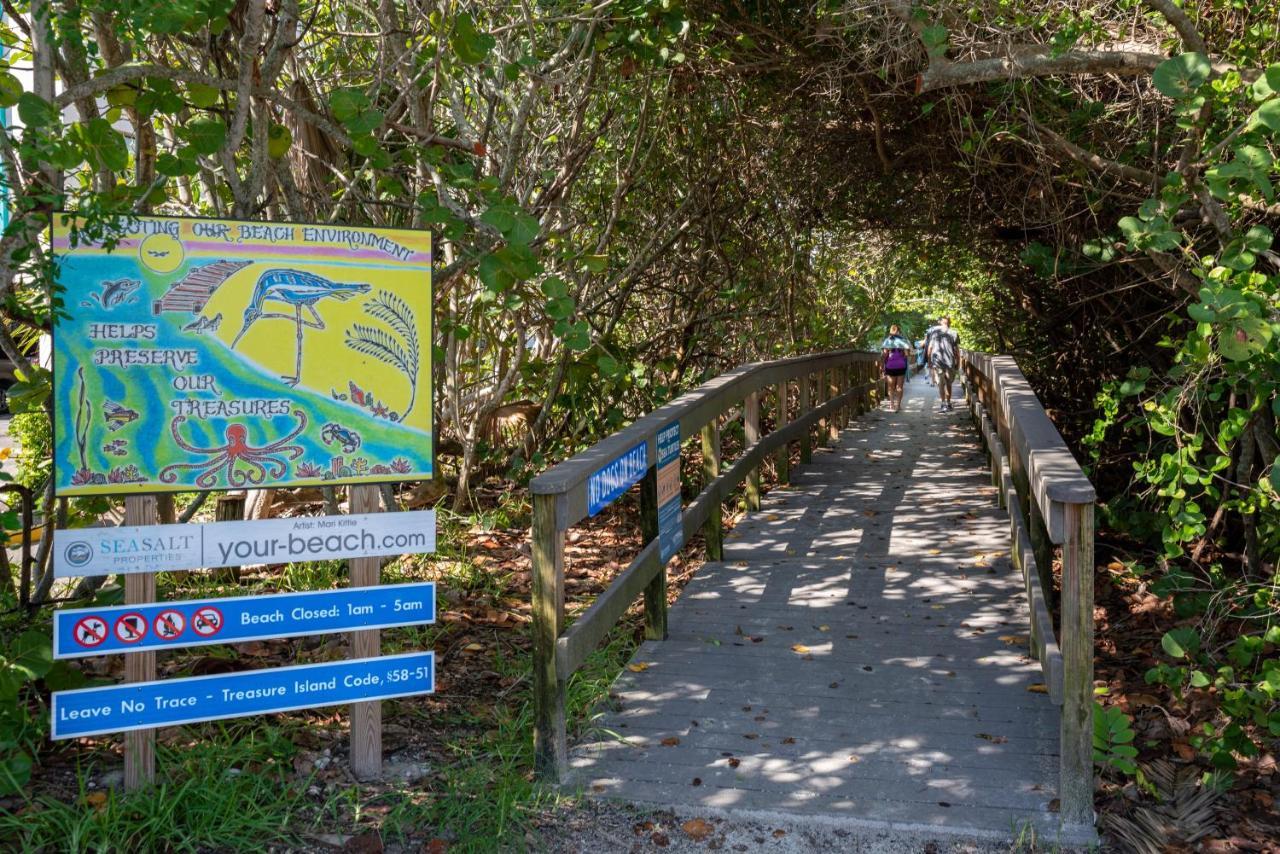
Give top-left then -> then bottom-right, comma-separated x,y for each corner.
885,345 -> 908,371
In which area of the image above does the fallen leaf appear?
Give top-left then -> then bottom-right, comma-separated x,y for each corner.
728,757 -> 741,768
423,839 -> 448,854
817,625 -> 830,632
928,549 -> 941,555
661,736 -> 681,747
462,642 -> 484,653
773,829 -> 786,838
930,604 -> 945,610
791,644 -> 810,654
626,662 -> 650,672
1026,684 -> 1048,694
782,737 -> 796,745
682,818 -> 714,841
999,635 -> 1028,645
691,777 -> 702,787
976,733 -> 1008,744
84,791 -> 108,809
862,510 -> 879,518
1173,741 -> 1196,761
1047,798 -> 1060,813
765,514 -> 780,521
847,755 -> 861,763
651,831 -> 670,847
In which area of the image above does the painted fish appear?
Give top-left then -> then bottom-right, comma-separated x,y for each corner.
102,400 -> 139,431
84,278 -> 142,309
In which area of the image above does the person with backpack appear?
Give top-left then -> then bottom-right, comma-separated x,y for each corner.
914,338 -> 929,383
925,316 -> 960,411
880,324 -> 912,412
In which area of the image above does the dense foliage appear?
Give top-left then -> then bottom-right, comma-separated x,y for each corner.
0,0 -> 1276,810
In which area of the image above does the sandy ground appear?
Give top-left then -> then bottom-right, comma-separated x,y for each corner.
527,799 -> 1093,854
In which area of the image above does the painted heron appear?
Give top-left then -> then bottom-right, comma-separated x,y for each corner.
229,268 -> 371,386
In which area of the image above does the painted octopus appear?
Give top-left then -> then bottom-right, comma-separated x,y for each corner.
159,411 -> 307,488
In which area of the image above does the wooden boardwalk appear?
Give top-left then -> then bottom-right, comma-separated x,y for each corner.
570,376 -> 1066,839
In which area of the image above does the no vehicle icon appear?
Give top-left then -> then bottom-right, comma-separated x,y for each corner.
113,613 -> 148,644
154,610 -> 186,641
73,616 -> 108,648
192,606 -> 223,638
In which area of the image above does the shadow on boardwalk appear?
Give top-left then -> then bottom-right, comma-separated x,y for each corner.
569,376 -> 1070,843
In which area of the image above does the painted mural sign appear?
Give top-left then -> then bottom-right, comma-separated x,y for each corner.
51,215 -> 432,496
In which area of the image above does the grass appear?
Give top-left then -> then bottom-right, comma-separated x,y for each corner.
0,725 -> 309,852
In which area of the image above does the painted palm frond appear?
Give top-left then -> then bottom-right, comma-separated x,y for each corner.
366,291 -> 419,371
344,289 -> 422,419
346,324 -> 411,371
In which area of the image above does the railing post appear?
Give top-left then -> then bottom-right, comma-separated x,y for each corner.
701,419 -> 723,560
532,492 -> 568,781
799,372 -> 812,464
816,367 -> 829,448
828,369 -> 840,441
1060,500 -> 1096,829
856,362 -> 867,416
744,390 -> 761,512
639,465 -> 667,640
839,364 -> 850,428
123,495 -> 158,791
775,380 -> 791,484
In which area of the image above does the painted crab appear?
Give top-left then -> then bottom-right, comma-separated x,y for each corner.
159,411 -> 307,488
320,422 -> 362,454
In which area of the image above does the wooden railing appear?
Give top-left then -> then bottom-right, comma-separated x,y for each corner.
528,350 -> 883,781
960,351 -> 1097,830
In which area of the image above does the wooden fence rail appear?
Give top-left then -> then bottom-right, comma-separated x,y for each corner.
529,350 -> 883,782
960,351 -> 1097,831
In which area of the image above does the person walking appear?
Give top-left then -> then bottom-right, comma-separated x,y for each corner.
880,324 -> 911,412
914,338 -> 929,383
925,316 -> 959,411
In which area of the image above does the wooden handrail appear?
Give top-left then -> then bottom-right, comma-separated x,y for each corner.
531,349 -> 882,782
960,350 -> 1096,832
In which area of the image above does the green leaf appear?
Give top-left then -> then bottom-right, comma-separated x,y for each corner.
184,118 -> 227,155
450,13 -> 495,65
6,365 -> 50,414
0,71 -> 22,108
43,660 -> 86,692
1218,315 -> 1272,361
480,202 -> 540,246
583,254 -> 608,273
544,296 -> 575,320
1253,99 -> 1280,134
328,88 -> 370,123
1269,457 -> 1280,494
267,123 -> 292,158
920,24 -> 949,59
82,118 -> 129,172
1153,53 -> 1212,100
17,92 -> 57,128
1190,670 -> 1211,688
185,82 -> 221,108
9,630 -> 52,680
540,276 -> 568,299
1162,628 -> 1200,659
0,750 -> 32,796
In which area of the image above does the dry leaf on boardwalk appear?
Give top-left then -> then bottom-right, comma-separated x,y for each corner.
682,819 -> 714,841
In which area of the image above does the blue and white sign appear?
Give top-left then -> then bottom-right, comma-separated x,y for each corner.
51,652 -> 434,739
656,422 -> 683,561
53,511 -> 436,578
53,583 -> 436,659
587,441 -> 648,516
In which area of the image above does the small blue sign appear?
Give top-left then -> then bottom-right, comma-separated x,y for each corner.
53,583 -> 435,659
587,441 -> 648,516
51,652 -> 434,739
656,422 -> 683,561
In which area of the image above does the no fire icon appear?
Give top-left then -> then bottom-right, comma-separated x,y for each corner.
154,610 -> 186,641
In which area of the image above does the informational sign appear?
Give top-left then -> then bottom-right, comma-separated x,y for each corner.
51,214 -> 433,496
656,422 -> 683,562
54,582 -> 436,658
51,652 -> 435,739
52,510 -> 436,578
587,441 -> 647,516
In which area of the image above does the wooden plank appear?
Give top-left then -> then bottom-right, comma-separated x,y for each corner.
348,484 -> 382,781
744,391 -> 761,512
828,370 -> 841,440
123,495 -> 157,791
1059,501 -> 1095,828
532,492 -> 568,781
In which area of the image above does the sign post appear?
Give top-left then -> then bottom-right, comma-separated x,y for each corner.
349,484 -> 382,780
123,495 -> 157,789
